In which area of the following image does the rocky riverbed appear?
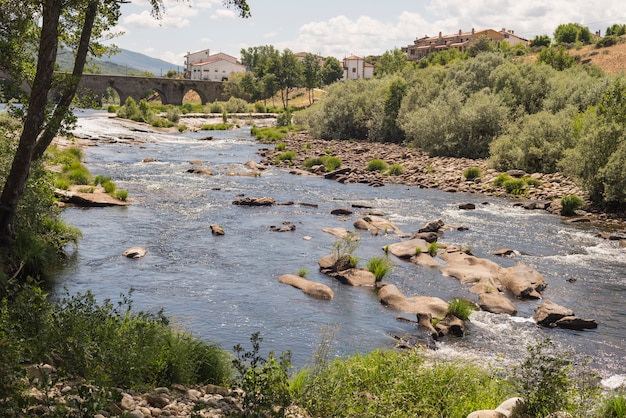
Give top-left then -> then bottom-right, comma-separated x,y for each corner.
260,131 -> 626,231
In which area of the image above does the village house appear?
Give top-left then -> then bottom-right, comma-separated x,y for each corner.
402,28 -> 529,61
342,55 -> 374,80
184,49 -> 246,81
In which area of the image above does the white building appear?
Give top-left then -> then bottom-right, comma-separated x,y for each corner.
342,55 -> 374,81
184,49 -> 246,81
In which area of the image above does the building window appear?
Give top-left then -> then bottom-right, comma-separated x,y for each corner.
352,68 -> 356,73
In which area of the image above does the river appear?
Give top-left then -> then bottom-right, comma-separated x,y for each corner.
51,114 -> 625,386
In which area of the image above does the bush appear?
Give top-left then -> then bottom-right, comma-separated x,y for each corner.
297,269 -> 308,278
463,167 -> 482,180
493,173 -> 512,186
166,107 -> 181,123
560,194 -> 585,216
447,298 -> 476,321
503,178 -> 528,195
208,101 -> 223,113
304,156 -> 342,172
101,180 -> 116,194
367,159 -> 388,172
151,118 -> 174,128
200,123 -> 232,131
601,393 -> 626,418
275,150 -> 296,163
224,96 -> 249,113
366,256 -> 394,282
427,242 -> 439,257
293,349 -> 514,417
387,163 -> 404,176
114,189 -> 128,201
276,142 -> 286,151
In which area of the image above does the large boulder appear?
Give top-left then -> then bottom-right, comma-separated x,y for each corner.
277,274 -> 334,300
318,253 -> 352,272
499,264 -> 546,299
410,253 -> 441,267
467,397 -> 526,418
534,300 -> 574,327
232,197 -> 275,206
333,268 -> 376,287
378,284 -> 409,311
386,238 -> 429,259
355,215 -> 405,236
439,252 -> 502,284
418,219 -> 445,233
123,247 -> 147,259
554,316 -> 598,330
322,227 -> 351,238
478,292 -> 518,315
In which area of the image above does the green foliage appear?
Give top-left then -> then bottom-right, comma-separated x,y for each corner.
303,156 -> 342,172
297,268 -> 308,278
606,23 -> 626,37
293,348 -> 514,417
530,35 -> 552,48
503,178 -> 528,195
515,338 -> 605,417
208,101 -> 223,113
427,241 -> 439,257
232,332 -> 292,417
224,96 -> 250,113
101,179 -> 116,194
463,167 -> 482,180
321,56 -> 344,86
601,393 -> 626,418
387,163 -> 404,176
114,189 -> 128,201
276,142 -> 286,151
596,35 -> 620,48
554,23 -> 592,45
493,173 -> 512,186
251,126 -> 289,142
275,150 -> 296,162
201,123 -> 233,130
366,256 -> 394,282
0,287 -> 234,402
276,110 -> 292,127
560,194 -> 585,216
332,232 -> 361,259
376,48 -> 409,76
447,298 -> 476,321
367,159 -> 388,172
166,107 -> 181,123
538,46 -> 576,71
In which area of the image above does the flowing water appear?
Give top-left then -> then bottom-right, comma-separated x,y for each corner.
52,114 -> 626,385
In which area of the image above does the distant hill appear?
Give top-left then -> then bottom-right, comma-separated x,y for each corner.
57,48 -> 181,77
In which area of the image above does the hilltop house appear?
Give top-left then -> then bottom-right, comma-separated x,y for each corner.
184,49 -> 246,81
342,55 -> 374,80
402,28 -> 529,61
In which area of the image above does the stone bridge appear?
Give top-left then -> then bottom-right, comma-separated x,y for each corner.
1,70 -> 227,106
77,74 -> 227,105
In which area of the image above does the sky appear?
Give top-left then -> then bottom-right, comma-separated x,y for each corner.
110,0 -> 626,66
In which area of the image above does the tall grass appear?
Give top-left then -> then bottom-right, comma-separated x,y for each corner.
366,256 -> 394,281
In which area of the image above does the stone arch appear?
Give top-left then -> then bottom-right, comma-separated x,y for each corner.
182,87 -> 206,105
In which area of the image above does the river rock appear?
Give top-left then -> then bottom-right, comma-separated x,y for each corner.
459,202 -> 476,210
244,160 -> 267,170
322,227 -> 351,238
439,252 -> 502,284
210,224 -> 224,235
186,167 -> 213,175
386,238 -> 429,259
411,231 -> 439,243
436,314 -> 465,337
554,316 -> 598,330
534,301 -> 574,327
123,247 -> 147,259
331,208 -> 353,216
55,188 -> 129,207
478,291 -> 518,315
492,248 -> 517,257
278,274 -> 334,300
418,219 -> 445,233
232,196 -> 275,206
467,397 -> 526,418
318,253 -> 352,272
410,252 -> 441,267
499,264 -> 546,299
355,215 -> 405,236
333,268 -> 376,286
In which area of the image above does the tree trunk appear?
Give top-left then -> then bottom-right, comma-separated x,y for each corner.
32,0 -> 99,160
0,0 -> 61,246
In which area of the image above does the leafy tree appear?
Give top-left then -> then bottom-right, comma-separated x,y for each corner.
466,35 -> 497,57
562,79 -> 626,203
537,46 -> 576,71
605,23 -> 626,36
379,77 -> 407,143
0,0 -> 250,250
276,49 -> 304,109
554,23 -> 592,45
418,48 -> 467,68
376,48 -> 408,76
302,53 -> 321,105
530,34 -> 551,48
321,56 -> 343,86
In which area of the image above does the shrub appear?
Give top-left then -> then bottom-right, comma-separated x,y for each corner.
601,393 -> 626,418
275,150 -> 296,162
254,102 -> 266,113
208,101 -> 223,113
367,159 -> 388,172
166,107 -> 181,123
93,174 -> 110,186
297,269 -> 308,278
387,163 -> 404,176
366,256 -> 394,282
323,156 -> 342,171
560,194 -> 585,216
200,123 -> 232,130
151,118 -> 174,128
276,142 -> 286,151
493,173 -> 512,187
66,166 -> 91,185
447,298 -> 476,321
427,242 -> 439,257
233,332 -> 292,417
463,167 -> 482,180
114,189 -> 128,201
224,96 -> 249,113
522,176 -> 542,187
503,178 -> 527,195
54,178 -> 70,190
101,180 -> 116,194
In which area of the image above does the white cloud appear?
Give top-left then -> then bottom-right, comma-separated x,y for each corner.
212,9 -> 236,19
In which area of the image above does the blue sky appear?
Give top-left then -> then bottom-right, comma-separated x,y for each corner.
110,0 -> 626,65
